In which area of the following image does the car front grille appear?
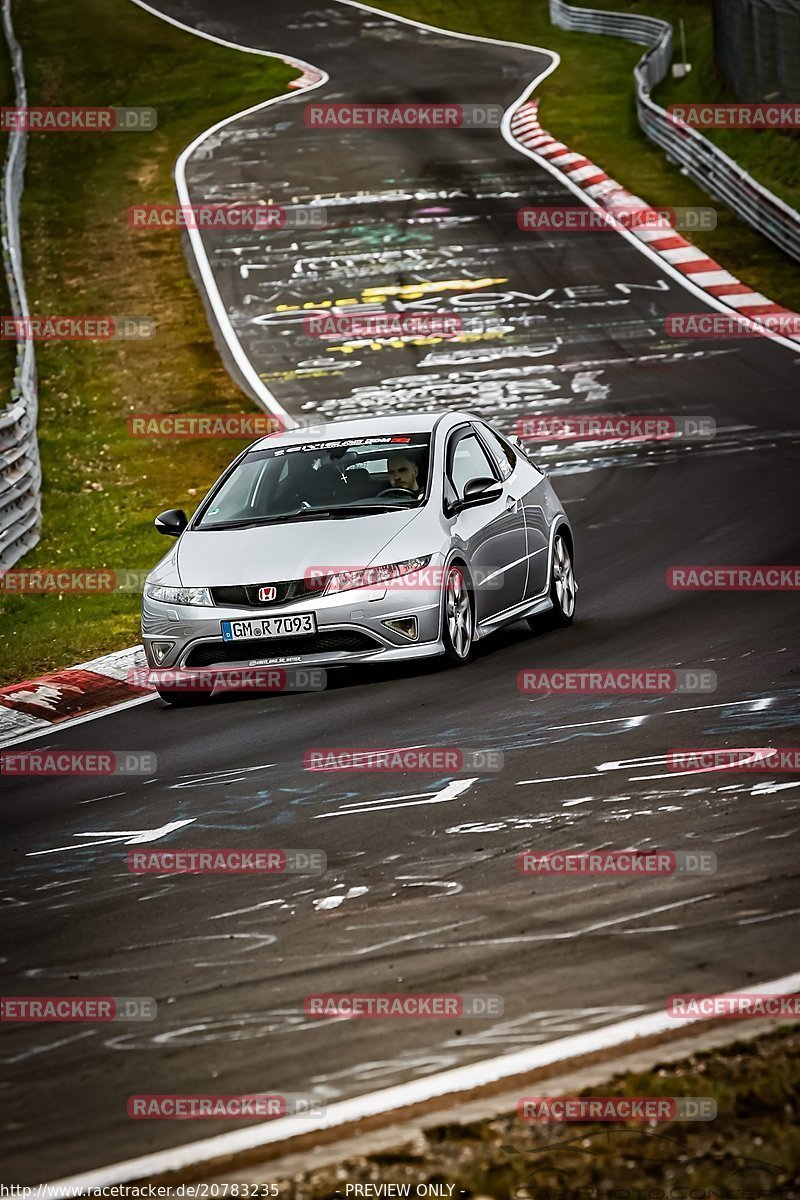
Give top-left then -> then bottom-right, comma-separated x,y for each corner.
184,630 -> 380,667
210,578 -> 325,608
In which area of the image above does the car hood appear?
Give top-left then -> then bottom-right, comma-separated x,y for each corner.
171,508 -> 426,586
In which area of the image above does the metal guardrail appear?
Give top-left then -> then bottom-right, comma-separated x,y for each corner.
1,0 -> 40,573
549,0 -> 800,266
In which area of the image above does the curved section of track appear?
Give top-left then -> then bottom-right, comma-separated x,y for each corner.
2,0 -> 799,1181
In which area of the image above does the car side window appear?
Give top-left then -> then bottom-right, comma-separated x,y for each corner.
447,431 -> 497,500
477,424 -> 515,481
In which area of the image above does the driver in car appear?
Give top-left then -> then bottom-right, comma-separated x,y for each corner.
387,452 -> 423,497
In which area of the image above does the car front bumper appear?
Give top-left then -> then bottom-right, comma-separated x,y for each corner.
141,584 -> 445,670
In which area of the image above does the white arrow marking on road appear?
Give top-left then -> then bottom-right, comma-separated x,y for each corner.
518,746 -> 779,785
26,819 -> 196,857
606,748 -> 777,780
314,778 -> 478,819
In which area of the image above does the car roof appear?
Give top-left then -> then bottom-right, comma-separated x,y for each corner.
250,410 -> 479,451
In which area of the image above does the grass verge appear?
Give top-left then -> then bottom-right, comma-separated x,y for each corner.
273,1024 -> 800,1197
370,0 -> 800,312
0,0 -> 296,686
1,16 -> 18,382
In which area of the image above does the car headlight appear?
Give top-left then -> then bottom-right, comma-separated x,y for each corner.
145,583 -> 214,607
324,556 -> 432,596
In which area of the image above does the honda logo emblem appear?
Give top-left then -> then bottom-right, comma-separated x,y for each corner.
257,585 -> 277,602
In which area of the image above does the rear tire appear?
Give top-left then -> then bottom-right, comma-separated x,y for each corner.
527,531 -> 576,630
441,563 -> 474,665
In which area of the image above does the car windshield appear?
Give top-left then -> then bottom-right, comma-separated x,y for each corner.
195,435 -> 432,530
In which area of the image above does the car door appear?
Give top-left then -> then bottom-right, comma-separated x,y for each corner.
475,422 -> 550,599
444,425 -> 528,622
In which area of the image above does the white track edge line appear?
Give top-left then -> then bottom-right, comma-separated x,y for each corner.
47,970 -> 800,1187
506,106 -> 800,354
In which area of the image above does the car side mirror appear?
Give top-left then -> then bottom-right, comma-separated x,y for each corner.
154,509 -> 188,537
449,477 -> 503,515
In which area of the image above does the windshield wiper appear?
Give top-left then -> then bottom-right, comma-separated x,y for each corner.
196,504 -> 405,531
196,517 -> 287,530
311,504 -> 408,517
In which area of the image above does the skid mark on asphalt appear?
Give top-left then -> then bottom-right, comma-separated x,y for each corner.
395,877 -> 463,896
208,898 -> 289,920
166,762 -> 275,790
306,1006 -> 648,1095
313,884 -> 369,911
431,691 -> 797,759
527,695 -> 782,740
21,932 -> 279,977
712,825 -> 764,841
309,1053 -> 460,1094
103,1010 -> 324,1051
351,918 -> 484,957
0,1028 -> 97,1066
548,426 -> 800,475
441,1005 -> 647,1050
438,894 -> 714,945
765,823 -> 800,837
738,907 -> 800,925
79,791 -> 125,805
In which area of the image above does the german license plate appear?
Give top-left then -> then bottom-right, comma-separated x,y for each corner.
221,613 -> 316,641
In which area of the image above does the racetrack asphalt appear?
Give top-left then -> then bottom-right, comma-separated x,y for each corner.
2,0 -> 799,1181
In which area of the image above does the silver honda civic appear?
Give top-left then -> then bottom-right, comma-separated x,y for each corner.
142,411 -> 576,703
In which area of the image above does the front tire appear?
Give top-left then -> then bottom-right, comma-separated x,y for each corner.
528,531 -> 576,629
156,689 -> 210,707
442,563 -> 474,665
